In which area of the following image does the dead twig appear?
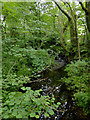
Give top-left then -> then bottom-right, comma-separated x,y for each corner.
8,61 -> 16,75
30,66 -> 50,78
29,77 -> 48,84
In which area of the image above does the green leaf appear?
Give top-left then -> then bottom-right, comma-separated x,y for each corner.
9,102 -> 15,105
26,87 -> 31,91
16,114 -> 22,118
3,114 -> 9,118
30,112 -> 36,117
57,102 -> 61,105
36,115 -> 39,118
12,110 -> 18,116
21,87 -> 26,90
49,109 -> 54,115
37,111 -> 41,116
44,113 -> 49,117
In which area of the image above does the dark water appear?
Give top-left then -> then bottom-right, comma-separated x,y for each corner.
30,67 -> 89,120
4,66 -> 89,120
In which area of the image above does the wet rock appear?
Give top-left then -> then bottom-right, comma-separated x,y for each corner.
52,59 -> 65,70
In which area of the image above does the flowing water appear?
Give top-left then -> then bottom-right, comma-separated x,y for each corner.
6,65 -> 89,120
30,66 -> 89,120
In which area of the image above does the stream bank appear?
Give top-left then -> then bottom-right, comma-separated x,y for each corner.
29,65 -> 89,120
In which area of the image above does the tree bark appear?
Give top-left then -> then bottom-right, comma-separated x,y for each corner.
79,1 -> 90,58
53,0 -> 78,59
86,1 -> 90,58
79,1 -> 90,32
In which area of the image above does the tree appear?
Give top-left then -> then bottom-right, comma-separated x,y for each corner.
78,1 -> 90,32
78,1 -> 90,58
52,0 -> 80,61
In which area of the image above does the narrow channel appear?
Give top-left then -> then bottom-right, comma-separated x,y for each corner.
30,66 -> 89,120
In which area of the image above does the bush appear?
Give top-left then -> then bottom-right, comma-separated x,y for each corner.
2,87 -> 61,119
3,47 -> 54,76
2,74 -> 61,119
62,60 -> 89,114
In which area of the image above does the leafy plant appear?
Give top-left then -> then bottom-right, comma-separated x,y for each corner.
2,1 -> 89,119
2,87 -> 61,119
2,45 -> 54,77
62,60 -> 89,114
2,74 -> 30,91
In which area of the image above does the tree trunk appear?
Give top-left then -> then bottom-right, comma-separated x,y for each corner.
69,18 -> 78,58
59,11 -> 66,48
86,1 -> 90,33
53,0 -> 78,59
2,16 -> 6,40
86,1 -> 90,58
78,1 -> 90,58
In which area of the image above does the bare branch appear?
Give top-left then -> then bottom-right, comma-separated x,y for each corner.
52,0 -> 71,21
78,1 -> 88,13
8,61 -> 16,75
29,78 -> 48,83
66,2 -> 73,13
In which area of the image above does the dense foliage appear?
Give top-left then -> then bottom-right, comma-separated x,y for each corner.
1,1 -> 89,119
3,86 -> 61,119
62,60 -> 89,114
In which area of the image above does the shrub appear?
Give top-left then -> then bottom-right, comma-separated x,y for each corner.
2,87 -> 61,119
62,60 -> 89,114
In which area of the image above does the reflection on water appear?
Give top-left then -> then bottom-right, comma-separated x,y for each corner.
30,67 -> 89,120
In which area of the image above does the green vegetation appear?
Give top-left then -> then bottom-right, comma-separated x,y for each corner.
3,86 -> 61,119
1,1 -> 89,119
62,60 -> 89,114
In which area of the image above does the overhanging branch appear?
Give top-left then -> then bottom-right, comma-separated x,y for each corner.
78,1 -> 88,13
52,0 -> 71,21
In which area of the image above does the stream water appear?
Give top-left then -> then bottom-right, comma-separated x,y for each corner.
30,66 -> 89,120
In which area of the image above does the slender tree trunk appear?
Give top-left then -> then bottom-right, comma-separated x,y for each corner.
78,1 -> 90,58
2,15 -> 6,40
74,15 -> 80,61
58,11 -> 68,52
59,11 -> 63,39
69,17 -> 78,58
